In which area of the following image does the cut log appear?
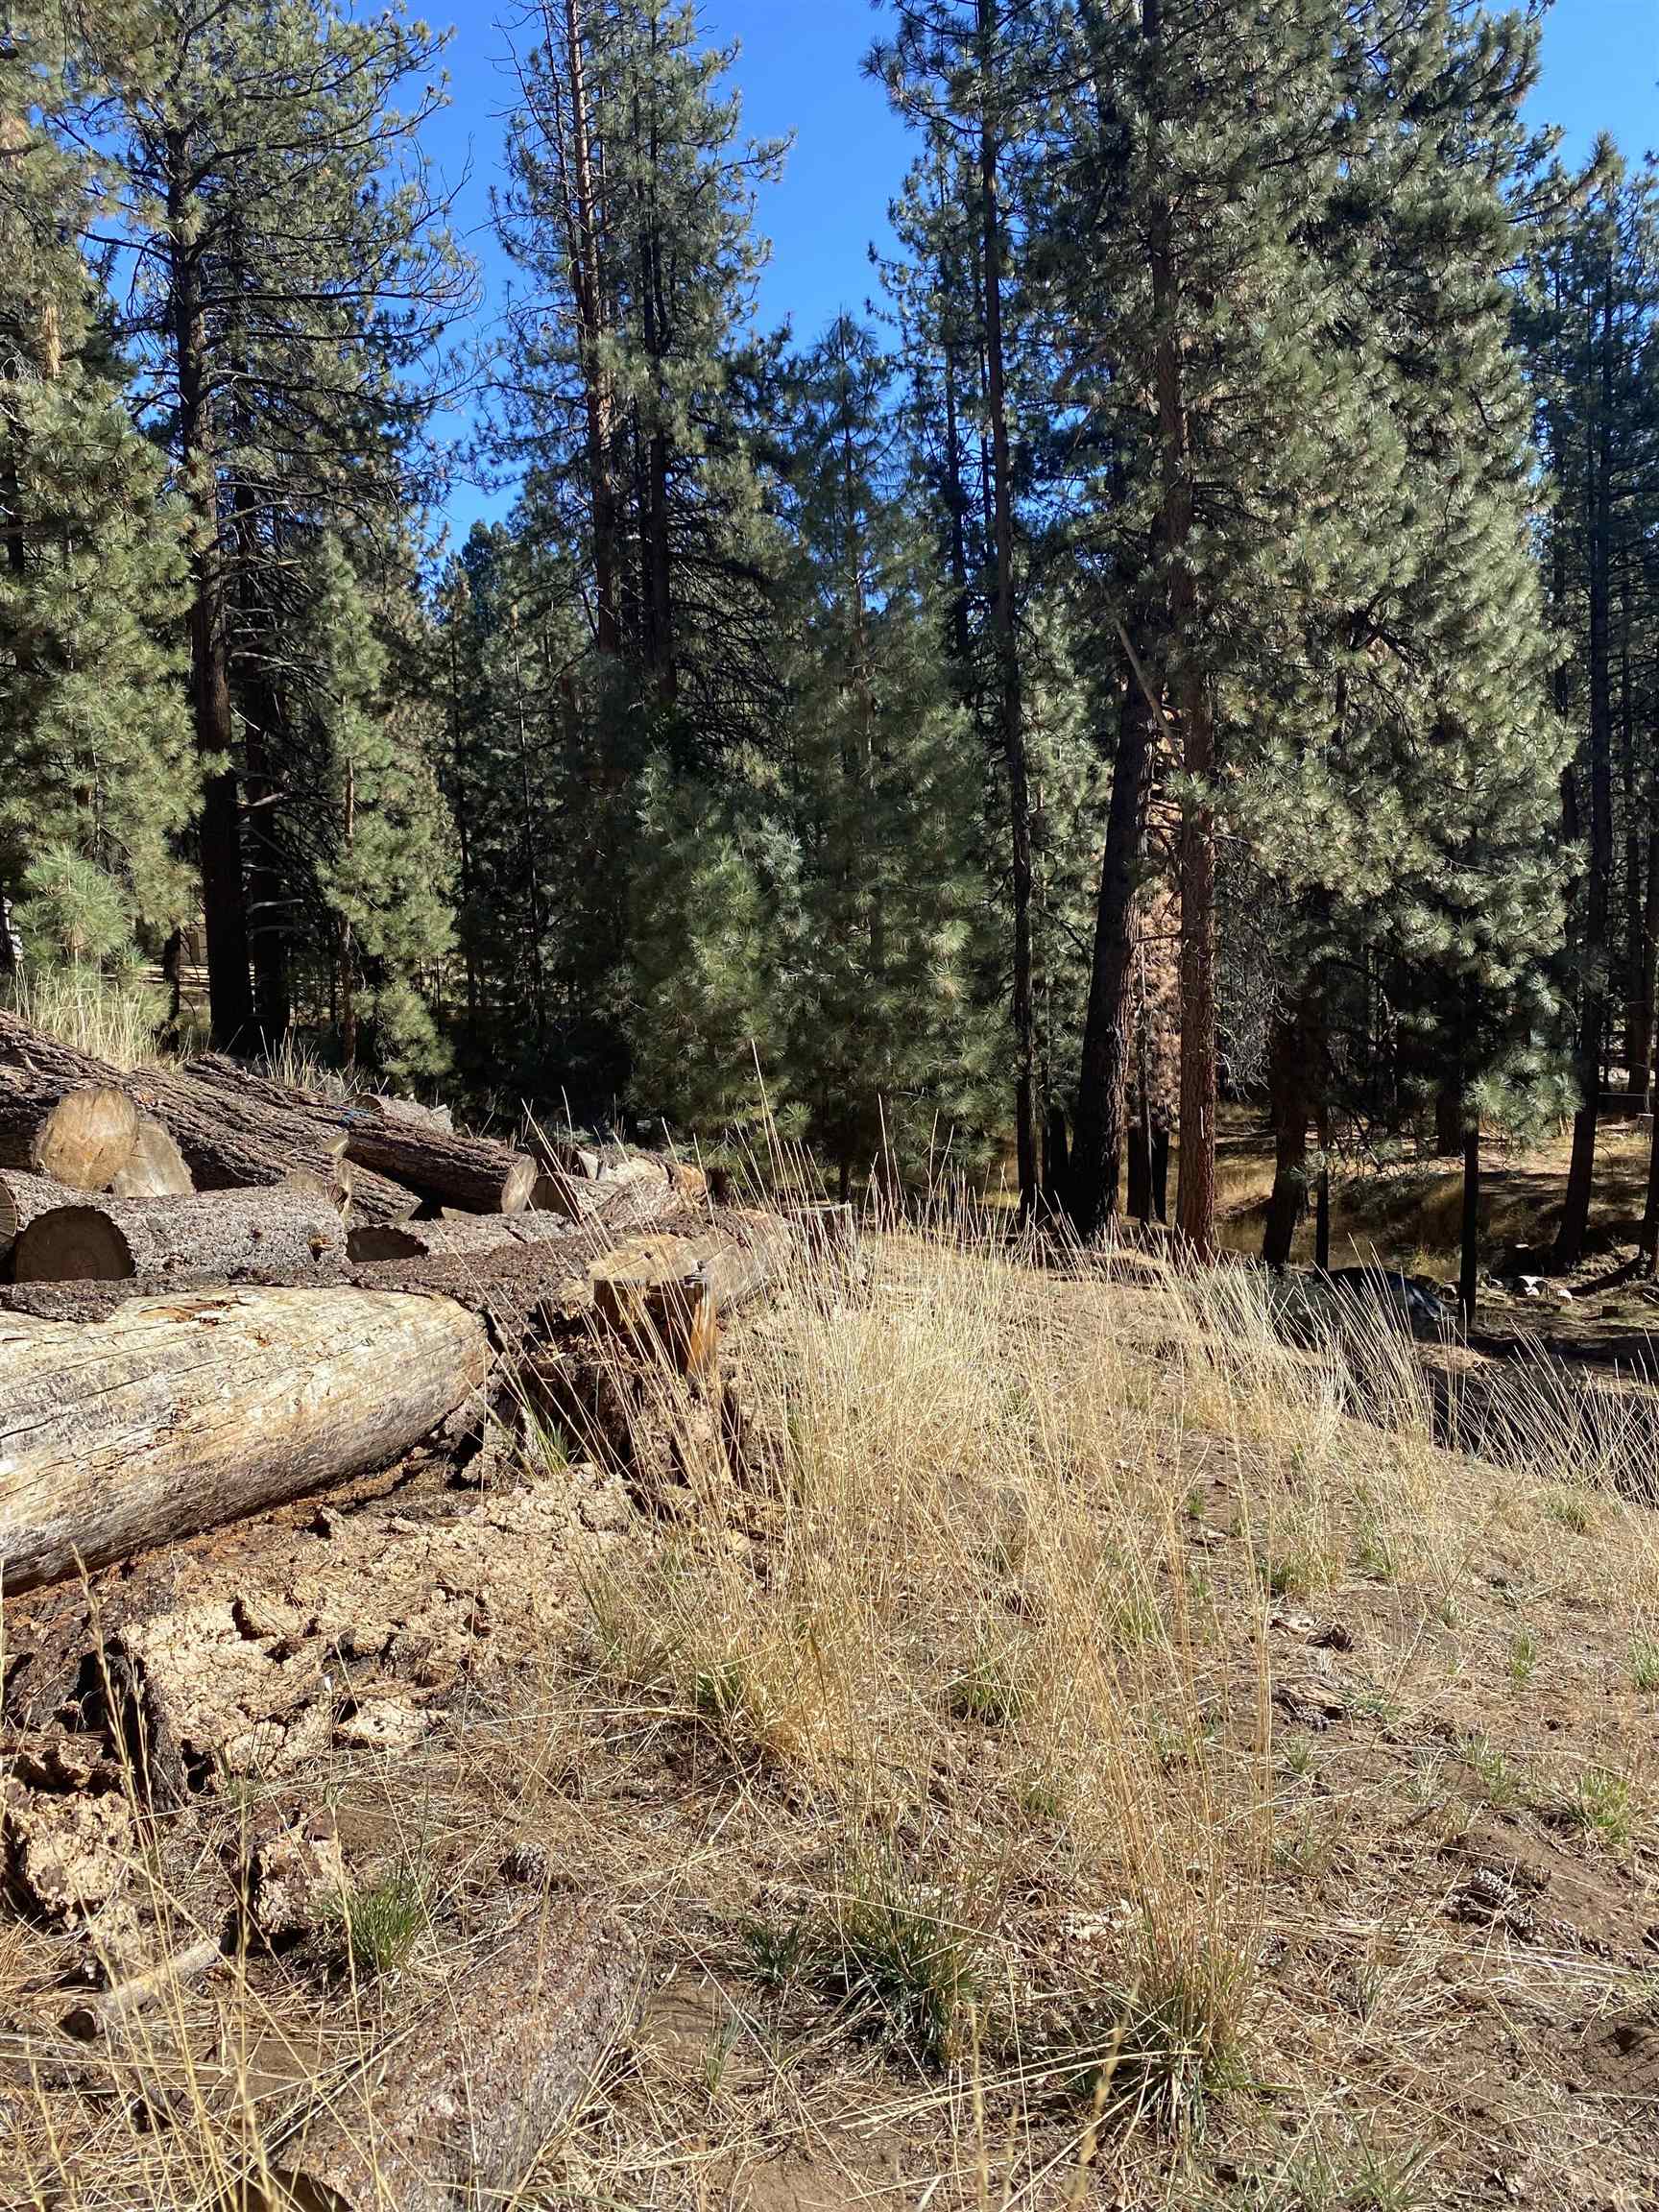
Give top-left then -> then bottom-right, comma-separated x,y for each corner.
249,1905 -> 638,2212
0,1286 -> 492,1592
60,1935 -> 225,2041
0,1169 -> 88,1261
532,1154 -> 674,1229
109,1116 -> 195,1200
337,1116 -> 539,1216
348,1213 -> 586,1266
15,1188 -> 347,1289
0,1074 -> 139,1190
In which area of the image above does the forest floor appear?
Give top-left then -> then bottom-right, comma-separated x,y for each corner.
1211,1107 -> 1659,1362
5,1227 -> 1659,2210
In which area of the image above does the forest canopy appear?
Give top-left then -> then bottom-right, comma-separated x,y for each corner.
0,0 -> 1652,1278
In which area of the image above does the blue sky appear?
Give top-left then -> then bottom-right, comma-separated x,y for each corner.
429,0 -> 1655,534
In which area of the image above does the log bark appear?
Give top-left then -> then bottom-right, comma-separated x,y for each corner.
348,1213 -> 597,1266
16,1188 -> 347,1289
337,1117 -> 538,1215
0,1074 -> 139,1190
0,1017 -> 416,1221
0,1287 -> 492,1592
250,1906 -> 638,2212
109,1116 -> 194,1199
0,1169 -> 86,1260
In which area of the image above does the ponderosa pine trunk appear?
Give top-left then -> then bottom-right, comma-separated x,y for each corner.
1554,263 -> 1616,1270
564,0 -> 620,661
1070,664 -> 1155,1236
1142,0 -> 1216,1259
1262,994 -> 1314,1270
166,129 -> 252,1049
977,0 -> 1036,1218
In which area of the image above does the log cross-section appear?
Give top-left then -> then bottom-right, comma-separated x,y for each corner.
0,1288 -> 492,1593
15,1188 -> 347,1289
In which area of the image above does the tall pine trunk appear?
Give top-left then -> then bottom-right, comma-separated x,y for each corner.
1142,0 -> 1215,1258
564,0 -> 619,661
167,130 -> 252,1048
1262,991 -> 1316,1269
1554,263 -> 1616,1269
1070,658 -> 1154,1233
976,0 -> 1036,1216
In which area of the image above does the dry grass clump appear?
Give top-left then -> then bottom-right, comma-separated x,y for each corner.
4,964 -> 167,1068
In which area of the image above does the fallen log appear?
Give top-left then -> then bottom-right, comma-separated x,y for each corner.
0,1073 -> 139,1190
15,1187 -> 347,1289
0,1169 -> 87,1261
338,1116 -> 538,1216
0,1016 -> 416,1220
109,1116 -> 195,1200
251,1906 -> 638,2212
0,1287 -> 492,1593
347,1208 -> 672,1268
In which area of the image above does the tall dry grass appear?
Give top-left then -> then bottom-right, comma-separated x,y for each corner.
3,966 -> 167,1070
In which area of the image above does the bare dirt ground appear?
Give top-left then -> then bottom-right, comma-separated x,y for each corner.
4,1234 -> 1659,2209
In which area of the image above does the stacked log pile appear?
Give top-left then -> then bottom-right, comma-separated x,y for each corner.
0,1009 -> 822,1599
0,1011 -> 855,2190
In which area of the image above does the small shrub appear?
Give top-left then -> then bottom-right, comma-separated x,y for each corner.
1461,1733 -> 1520,1810
743,1849 -> 986,2067
1566,1766 -> 1634,1852
1507,1626 -> 1539,1685
338,1864 -> 426,1978
1543,1487 -> 1595,1535
947,1634 -> 1022,1727
1629,1635 -> 1659,1694
822,1849 -> 984,2065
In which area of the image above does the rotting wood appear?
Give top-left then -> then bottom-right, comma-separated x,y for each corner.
60,1934 -> 225,2041
246,1905 -> 638,2212
0,1286 -> 492,1593
16,1187 -> 348,1289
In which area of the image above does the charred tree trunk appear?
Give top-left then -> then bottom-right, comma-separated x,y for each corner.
976,0 -> 1035,1218
1070,664 -> 1155,1236
1555,265 -> 1617,1270
1460,1123 -> 1480,1333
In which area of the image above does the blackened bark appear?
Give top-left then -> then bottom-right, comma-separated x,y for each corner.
1070,666 -> 1154,1235
1460,1124 -> 1480,1331
1554,264 -> 1616,1269
166,129 -> 252,1047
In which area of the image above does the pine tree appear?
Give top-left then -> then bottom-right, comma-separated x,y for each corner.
1521,153 -> 1659,1267
291,537 -> 456,1079
59,0 -> 471,1043
871,0 -> 1047,1213
772,315 -> 994,1193
0,8 -> 195,970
